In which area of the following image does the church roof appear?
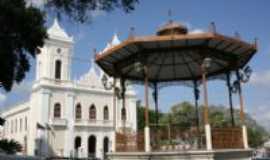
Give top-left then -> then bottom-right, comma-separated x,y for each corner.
101,33 -> 121,53
77,60 -> 103,88
47,18 -> 73,42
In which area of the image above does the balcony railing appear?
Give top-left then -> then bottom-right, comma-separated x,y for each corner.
74,119 -> 113,127
150,125 -> 206,151
212,127 -> 243,149
51,118 -> 68,127
116,131 -> 145,152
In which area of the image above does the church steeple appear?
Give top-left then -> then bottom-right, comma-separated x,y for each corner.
35,18 -> 73,83
48,18 -> 73,42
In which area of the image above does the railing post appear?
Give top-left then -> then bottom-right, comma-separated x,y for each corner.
144,65 -> 151,152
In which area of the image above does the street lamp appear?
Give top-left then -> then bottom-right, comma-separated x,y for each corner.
201,57 -> 212,124
201,57 -> 212,150
202,57 -> 212,71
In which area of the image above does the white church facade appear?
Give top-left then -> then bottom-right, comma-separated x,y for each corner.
0,19 -> 137,159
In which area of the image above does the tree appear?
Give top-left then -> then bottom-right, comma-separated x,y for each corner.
137,106 -> 163,131
46,0 -> 139,23
137,101 -> 269,148
0,0 -> 138,92
0,139 -> 22,154
0,0 -> 47,91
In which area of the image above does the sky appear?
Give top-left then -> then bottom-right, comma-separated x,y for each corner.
1,0 -> 270,130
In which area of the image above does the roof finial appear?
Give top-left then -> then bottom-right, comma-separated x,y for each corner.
128,27 -> 135,39
168,9 -> 173,24
209,22 -> 216,33
234,32 -> 241,40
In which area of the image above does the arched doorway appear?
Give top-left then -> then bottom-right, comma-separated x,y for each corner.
74,136 -> 81,157
88,135 -> 96,158
103,137 -> 109,159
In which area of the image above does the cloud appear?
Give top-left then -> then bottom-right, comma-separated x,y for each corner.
189,29 -> 205,34
249,104 -> 270,131
11,80 -> 33,94
0,93 -> 6,104
91,10 -> 106,17
181,21 -> 205,34
250,70 -> 270,87
26,0 -> 46,7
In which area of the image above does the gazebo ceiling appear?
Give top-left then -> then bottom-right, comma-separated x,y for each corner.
96,22 -> 257,83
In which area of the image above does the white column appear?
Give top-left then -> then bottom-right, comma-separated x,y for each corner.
40,89 -> 51,156
144,127 -> 151,152
242,125 -> 249,149
205,124 -> 212,150
111,131 -> 116,152
82,132 -> 88,158
96,135 -> 102,159
64,92 -> 75,156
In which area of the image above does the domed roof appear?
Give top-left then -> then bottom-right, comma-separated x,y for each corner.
157,21 -> 188,35
47,18 -> 73,42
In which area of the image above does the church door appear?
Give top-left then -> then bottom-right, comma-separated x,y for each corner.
88,135 -> 96,158
103,137 -> 109,159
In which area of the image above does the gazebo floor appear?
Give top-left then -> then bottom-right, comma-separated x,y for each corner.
108,149 -> 253,160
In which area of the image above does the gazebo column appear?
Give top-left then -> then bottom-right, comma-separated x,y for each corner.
226,73 -> 235,126
236,70 -> 249,149
201,60 -> 212,150
144,65 -> 151,152
120,79 -> 127,139
193,80 -> 200,134
193,80 -> 200,149
153,83 -> 159,125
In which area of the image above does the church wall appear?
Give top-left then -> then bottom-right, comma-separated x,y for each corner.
1,103 -> 30,155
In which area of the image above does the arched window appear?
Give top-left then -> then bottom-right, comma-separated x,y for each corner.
75,103 -> 82,120
55,60 -> 62,80
89,105 -> 96,120
54,103 -> 61,118
121,107 -> 126,121
103,106 -> 109,120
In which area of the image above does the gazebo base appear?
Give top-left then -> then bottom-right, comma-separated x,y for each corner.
108,149 -> 253,160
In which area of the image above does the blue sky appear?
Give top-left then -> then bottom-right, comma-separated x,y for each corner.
1,0 -> 270,129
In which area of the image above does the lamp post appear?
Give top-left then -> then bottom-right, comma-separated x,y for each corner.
101,75 -> 117,152
201,57 -> 212,150
234,67 -> 252,149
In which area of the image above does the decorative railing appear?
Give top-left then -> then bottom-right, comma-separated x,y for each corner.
116,131 -> 144,152
74,119 -> 113,127
51,118 -> 68,126
212,127 -> 243,149
150,125 -> 205,151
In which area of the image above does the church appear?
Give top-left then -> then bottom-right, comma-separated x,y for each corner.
0,19 -> 137,159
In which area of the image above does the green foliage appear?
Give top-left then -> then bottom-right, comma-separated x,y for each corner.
137,106 -> 163,130
0,139 -> 22,154
46,0 -> 139,23
169,101 -> 197,127
0,0 -> 138,92
137,101 -> 269,148
0,0 -> 47,91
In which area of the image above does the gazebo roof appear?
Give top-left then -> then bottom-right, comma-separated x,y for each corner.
96,22 -> 257,83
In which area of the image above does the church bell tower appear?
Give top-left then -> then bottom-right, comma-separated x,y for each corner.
35,19 -> 73,83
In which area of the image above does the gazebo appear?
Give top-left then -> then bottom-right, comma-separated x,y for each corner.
96,20 -> 257,160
